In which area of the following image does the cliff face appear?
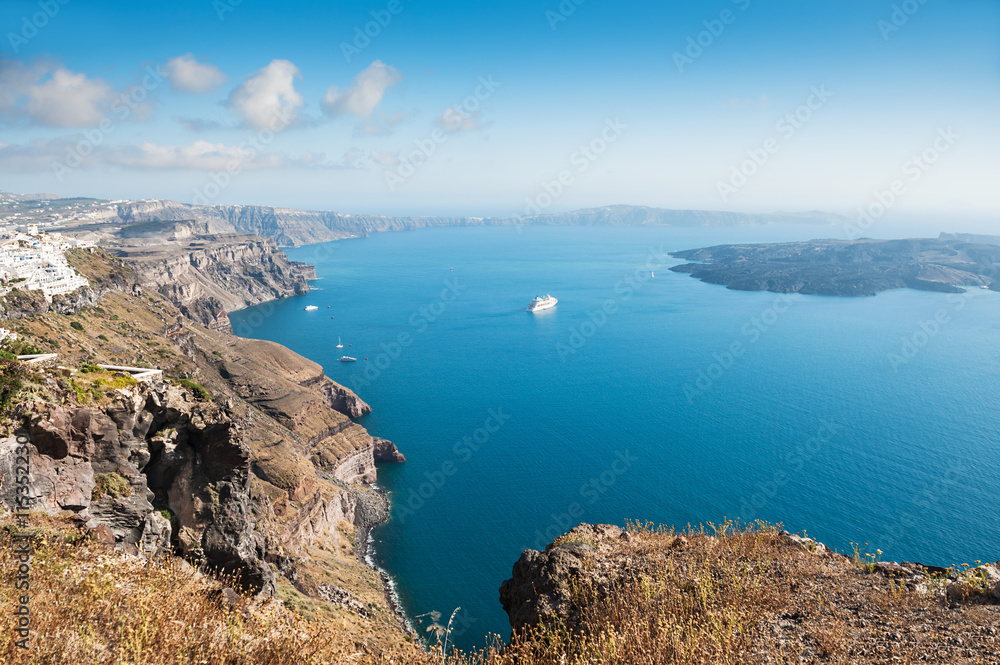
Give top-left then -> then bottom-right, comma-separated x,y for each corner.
0,380 -> 274,592
63,198 -> 845,248
112,235 -> 313,332
1,251 -> 406,640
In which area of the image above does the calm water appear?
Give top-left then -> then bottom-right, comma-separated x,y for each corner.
234,225 -> 1000,651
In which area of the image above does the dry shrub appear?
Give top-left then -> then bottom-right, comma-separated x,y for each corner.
0,516 -> 436,665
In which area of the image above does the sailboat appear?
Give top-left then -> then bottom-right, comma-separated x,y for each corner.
336,337 -> 343,349
651,271 -> 655,278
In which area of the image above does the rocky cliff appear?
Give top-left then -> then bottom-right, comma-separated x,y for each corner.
0,251 -> 408,645
58,198 -> 845,248
0,379 -> 275,591
110,235 -> 314,332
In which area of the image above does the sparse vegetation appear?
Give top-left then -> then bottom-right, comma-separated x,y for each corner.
175,378 -> 210,400
0,517 -> 438,665
0,357 -> 26,422
448,523 -> 1000,665
91,472 -> 132,501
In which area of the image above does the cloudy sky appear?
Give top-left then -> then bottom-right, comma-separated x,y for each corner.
0,0 -> 998,219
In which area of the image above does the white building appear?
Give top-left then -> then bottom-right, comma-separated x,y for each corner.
0,231 -> 89,298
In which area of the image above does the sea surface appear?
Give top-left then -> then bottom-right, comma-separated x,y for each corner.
234,224 -> 1000,652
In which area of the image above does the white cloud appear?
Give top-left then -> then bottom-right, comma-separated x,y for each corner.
0,61 -> 115,127
226,59 -> 304,130
116,140 -> 272,170
437,107 -> 481,133
0,138 -> 365,172
322,60 -> 401,118
165,54 -> 227,93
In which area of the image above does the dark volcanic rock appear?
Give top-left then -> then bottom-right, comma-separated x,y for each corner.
0,381 -> 275,593
372,437 -> 405,463
500,523 -> 624,637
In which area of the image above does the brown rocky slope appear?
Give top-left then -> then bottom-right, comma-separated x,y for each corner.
0,250 -> 411,654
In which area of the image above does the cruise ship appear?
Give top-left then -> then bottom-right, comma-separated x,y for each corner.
527,294 -> 558,312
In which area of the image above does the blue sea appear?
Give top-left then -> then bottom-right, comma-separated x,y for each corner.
233,224 -> 1000,652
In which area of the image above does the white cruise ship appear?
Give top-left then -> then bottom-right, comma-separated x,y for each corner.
527,294 -> 558,312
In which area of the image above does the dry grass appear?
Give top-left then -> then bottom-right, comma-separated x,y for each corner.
2,518 -> 999,664
0,515 -> 436,665
452,522 -> 1000,665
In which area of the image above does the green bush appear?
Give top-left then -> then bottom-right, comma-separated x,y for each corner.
70,321 -> 84,331
98,334 -> 109,342
175,378 -> 210,401
91,472 -> 132,501
0,358 -> 25,421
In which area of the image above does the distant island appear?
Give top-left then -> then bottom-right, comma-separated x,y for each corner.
670,235 -> 1000,296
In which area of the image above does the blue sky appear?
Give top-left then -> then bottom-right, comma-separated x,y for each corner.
0,0 -> 998,218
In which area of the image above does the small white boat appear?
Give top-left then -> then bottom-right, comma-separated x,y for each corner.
336,337 -> 344,348
339,356 -> 357,362
651,271 -> 655,278
304,305 -> 318,311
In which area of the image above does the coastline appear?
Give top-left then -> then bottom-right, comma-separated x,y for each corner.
222,236 -> 417,641
350,482 -> 416,639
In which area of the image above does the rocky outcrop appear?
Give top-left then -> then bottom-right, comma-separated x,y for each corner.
0,380 -> 275,593
500,523 -> 627,636
373,437 -> 406,463
113,234 -> 313,329
502,523 -> 1000,644
308,375 -> 371,418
